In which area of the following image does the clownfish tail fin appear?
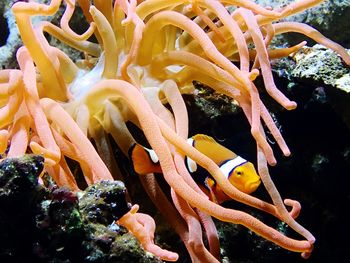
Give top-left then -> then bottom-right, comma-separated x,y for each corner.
129,143 -> 162,175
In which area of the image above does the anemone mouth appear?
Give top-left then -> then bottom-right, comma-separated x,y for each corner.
68,55 -> 105,100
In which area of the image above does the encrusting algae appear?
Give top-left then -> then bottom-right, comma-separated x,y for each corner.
1,0 -> 350,262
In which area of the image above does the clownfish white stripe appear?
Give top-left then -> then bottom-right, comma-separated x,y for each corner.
186,138 -> 197,173
145,148 -> 159,164
187,138 -> 195,147
220,156 -> 247,179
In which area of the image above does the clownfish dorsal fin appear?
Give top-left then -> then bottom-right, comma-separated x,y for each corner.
192,134 -> 216,143
191,134 -> 236,164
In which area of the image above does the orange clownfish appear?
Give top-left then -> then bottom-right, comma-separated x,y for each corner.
129,134 -> 261,203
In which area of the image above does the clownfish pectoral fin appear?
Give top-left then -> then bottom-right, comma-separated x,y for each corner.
205,177 -> 218,204
129,143 -> 163,175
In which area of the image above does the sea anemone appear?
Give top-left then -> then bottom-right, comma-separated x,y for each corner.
1,0 -> 349,261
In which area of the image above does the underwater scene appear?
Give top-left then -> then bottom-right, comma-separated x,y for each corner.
0,0 -> 349,262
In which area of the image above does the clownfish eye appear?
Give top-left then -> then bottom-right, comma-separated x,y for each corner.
236,170 -> 243,176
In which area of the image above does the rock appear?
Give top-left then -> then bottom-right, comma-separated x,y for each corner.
276,44 -> 350,130
0,155 -> 46,263
255,0 -> 350,47
0,0 -> 84,69
291,45 -> 350,89
79,180 -> 131,224
0,156 -> 161,263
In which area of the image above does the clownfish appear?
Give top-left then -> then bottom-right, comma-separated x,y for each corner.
129,134 -> 261,203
